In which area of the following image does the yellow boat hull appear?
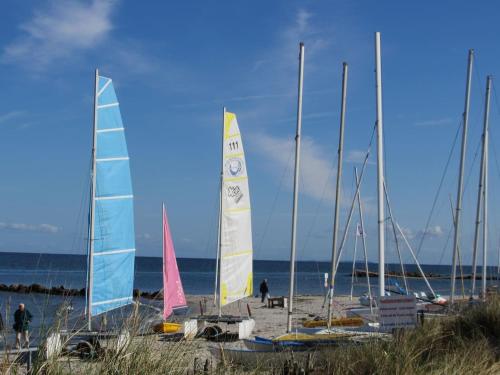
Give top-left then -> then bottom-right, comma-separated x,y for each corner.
153,322 -> 182,333
273,332 -> 354,342
302,317 -> 364,328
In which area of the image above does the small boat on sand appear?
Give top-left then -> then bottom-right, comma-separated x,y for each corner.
153,204 -> 188,334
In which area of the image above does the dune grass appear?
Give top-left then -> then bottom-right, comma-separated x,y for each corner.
322,297 -> 500,374
5,296 -> 500,374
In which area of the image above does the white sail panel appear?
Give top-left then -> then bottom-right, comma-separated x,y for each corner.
220,112 -> 253,306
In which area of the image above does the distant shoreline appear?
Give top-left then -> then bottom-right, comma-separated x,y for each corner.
353,269 -> 500,280
0,283 -> 330,299
0,283 -> 167,300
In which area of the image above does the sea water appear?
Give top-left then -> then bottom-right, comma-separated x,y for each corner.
0,251 -> 496,347
0,252 -> 479,297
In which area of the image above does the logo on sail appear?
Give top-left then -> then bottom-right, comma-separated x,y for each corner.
225,158 -> 244,177
227,185 -> 244,204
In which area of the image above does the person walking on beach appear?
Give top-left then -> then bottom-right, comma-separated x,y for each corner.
259,279 -> 269,303
13,303 -> 32,349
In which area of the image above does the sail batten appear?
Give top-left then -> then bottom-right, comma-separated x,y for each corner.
219,112 -> 253,306
87,74 -> 136,317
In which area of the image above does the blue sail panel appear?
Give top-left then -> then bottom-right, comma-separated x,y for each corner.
97,78 -> 117,105
96,161 -> 132,197
96,131 -> 128,159
97,106 -> 123,130
90,75 -> 136,317
92,251 -> 135,315
93,198 -> 135,253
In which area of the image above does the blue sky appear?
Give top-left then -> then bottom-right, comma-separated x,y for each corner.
1,1 -> 500,266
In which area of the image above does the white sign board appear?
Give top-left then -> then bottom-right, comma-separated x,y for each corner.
379,295 -> 417,332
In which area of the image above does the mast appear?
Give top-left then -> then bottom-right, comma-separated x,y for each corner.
287,42 -> 305,333
482,76 -> 491,300
349,223 -> 359,301
87,68 -> 99,331
451,49 -> 474,303
215,107 -> 225,317
471,75 -> 491,299
327,62 -> 348,328
374,32 -> 386,298
383,183 -> 409,294
355,167 -> 373,314
162,203 -> 166,317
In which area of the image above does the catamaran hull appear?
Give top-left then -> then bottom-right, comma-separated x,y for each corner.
243,337 -> 306,352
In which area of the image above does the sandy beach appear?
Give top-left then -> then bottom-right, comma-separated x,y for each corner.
184,294 -> 362,339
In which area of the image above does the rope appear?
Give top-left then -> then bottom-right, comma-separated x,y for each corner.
416,120 -> 462,257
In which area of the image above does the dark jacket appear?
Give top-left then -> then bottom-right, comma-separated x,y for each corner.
259,281 -> 269,294
13,309 -> 32,332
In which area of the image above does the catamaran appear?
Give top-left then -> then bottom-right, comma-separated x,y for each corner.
199,109 -> 255,339
85,70 -> 136,331
154,203 -> 188,333
210,43 -> 360,363
211,36 -> 396,363
215,109 -> 253,310
162,203 -> 187,318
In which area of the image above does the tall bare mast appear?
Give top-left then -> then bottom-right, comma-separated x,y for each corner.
87,69 -> 99,331
481,76 -> 491,300
471,75 -> 491,298
287,42 -> 305,333
451,49 -> 474,303
355,167 -> 373,314
215,107 -> 226,317
327,62 -> 348,329
374,32 -> 386,297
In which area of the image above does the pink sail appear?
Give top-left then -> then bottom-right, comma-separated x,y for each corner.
162,204 -> 187,320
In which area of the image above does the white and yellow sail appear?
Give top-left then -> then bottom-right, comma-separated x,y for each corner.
219,111 -> 253,306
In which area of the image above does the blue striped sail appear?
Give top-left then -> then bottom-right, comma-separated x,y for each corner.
88,75 -> 135,316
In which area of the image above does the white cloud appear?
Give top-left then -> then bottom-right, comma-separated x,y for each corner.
345,149 -> 374,165
281,9 -> 330,67
419,225 -> 444,238
398,226 -> 415,240
393,225 -> 444,242
3,0 -> 115,68
250,132 -> 335,202
0,111 -> 25,124
0,222 -> 60,234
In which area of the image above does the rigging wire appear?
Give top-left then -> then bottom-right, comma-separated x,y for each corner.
254,145 -> 295,259
296,153 -> 335,293
331,124 -> 377,281
418,54 -> 486,260
472,59 -> 500,285
416,120 -> 462,257
434,137 -> 482,270
70,153 -> 93,255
